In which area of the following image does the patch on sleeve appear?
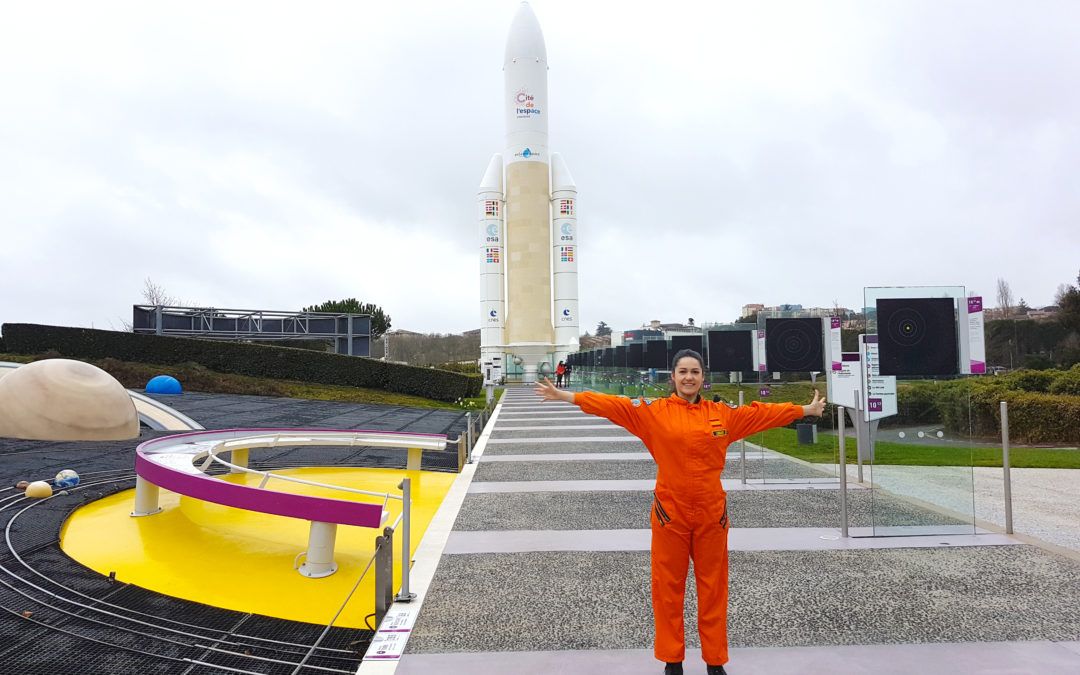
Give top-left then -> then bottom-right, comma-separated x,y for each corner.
631,398 -> 641,407
710,418 -> 728,436
642,397 -> 658,406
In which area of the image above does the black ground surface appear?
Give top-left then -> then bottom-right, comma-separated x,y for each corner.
0,392 -> 468,674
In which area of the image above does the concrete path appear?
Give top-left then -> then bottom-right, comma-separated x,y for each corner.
360,388 -> 1080,674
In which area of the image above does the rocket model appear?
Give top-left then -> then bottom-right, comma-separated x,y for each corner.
479,1 -> 579,383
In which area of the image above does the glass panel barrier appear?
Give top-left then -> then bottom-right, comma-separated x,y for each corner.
862,286 -> 976,536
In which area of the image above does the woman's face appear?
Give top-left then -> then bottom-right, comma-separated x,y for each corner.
672,356 -> 704,401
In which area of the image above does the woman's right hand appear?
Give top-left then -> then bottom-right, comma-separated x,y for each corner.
534,377 -> 573,403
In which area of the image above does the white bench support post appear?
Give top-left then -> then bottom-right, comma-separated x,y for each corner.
296,521 -> 339,578
406,447 -> 422,471
396,477 -> 416,602
230,448 -> 249,472
130,476 -> 162,517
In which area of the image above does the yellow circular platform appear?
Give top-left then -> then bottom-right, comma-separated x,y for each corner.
60,467 -> 454,628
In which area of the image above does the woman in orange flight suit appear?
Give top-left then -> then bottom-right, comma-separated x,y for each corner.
535,348 -> 826,675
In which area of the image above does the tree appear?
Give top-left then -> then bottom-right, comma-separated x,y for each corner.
996,278 -> 1014,316
1059,285 -> 1080,332
736,313 -> 758,324
595,321 -> 612,337
1016,297 -> 1031,316
302,298 -> 391,339
142,277 -> 181,306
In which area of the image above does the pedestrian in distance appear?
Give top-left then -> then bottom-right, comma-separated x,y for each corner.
555,360 -> 566,388
563,362 -> 572,388
534,348 -> 826,675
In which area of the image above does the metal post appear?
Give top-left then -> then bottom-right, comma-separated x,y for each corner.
838,405 -> 848,537
466,412 -> 474,464
395,478 -> 415,601
1000,401 -> 1013,535
854,389 -> 864,483
345,315 -> 354,358
374,527 -> 394,628
738,390 -> 746,484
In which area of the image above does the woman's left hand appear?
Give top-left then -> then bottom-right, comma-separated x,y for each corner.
802,389 -> 826,418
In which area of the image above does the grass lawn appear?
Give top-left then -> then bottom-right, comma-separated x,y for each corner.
757,427 -> 1080,469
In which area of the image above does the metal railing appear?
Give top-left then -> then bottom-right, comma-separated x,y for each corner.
454,389 -> 501,467
290,480 -> 411,674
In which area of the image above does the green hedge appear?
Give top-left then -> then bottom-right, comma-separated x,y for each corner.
1,323 -> 481,402
898,375 -> 1080,444
1048,364 -> 1080,396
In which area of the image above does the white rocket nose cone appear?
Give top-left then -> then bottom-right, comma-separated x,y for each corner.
504,2 -> 547,66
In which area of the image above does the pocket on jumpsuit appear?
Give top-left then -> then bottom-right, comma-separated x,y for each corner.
653,493 -> 672,527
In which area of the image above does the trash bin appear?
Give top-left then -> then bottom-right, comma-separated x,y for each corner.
796,423 -> 818,445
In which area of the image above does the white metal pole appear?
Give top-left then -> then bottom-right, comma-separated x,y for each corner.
396,478 -> 416,601
1000,401 -> 1013,535
739,390 -> 746,484
466,412 -> 474,463
838,405 -> 848,537
854,388 -> 864,483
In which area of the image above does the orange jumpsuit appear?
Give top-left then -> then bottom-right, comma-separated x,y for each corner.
575,391 -> 802,665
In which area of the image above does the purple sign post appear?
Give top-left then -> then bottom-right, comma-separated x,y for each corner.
759,387 -> 771,398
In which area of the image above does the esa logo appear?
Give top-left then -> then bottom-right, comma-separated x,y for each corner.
485,223 -> 499,243
559,222 -> 574,241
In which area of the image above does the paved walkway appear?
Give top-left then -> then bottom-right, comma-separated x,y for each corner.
362,387 -> 1080,674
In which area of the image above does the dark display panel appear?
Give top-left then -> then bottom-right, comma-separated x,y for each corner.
765,318 -> 824,372
645,340 -> 668,369
627,343 -> 644,368
602,347 -> 614,367
669,335 -> 704,357
877,297 -> 959,376
707,330 -> 755,372
614,346 -> 627,367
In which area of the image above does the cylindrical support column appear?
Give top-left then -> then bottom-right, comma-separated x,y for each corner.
130,476 -> 162,517
230,448 -> 249,472
838,405 -> 849,538
396,478 -> 416,601
739,390 -> 746,484
297,521 -> 338,578
1001,401 -> 1013,535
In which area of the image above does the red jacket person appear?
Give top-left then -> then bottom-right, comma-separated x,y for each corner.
535,348 -> 826,675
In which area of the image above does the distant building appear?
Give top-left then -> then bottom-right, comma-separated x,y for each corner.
1027,306 -> 1060,320
742,303 -> 845,320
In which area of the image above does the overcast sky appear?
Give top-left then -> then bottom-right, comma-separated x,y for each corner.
1,0 -> 1077,338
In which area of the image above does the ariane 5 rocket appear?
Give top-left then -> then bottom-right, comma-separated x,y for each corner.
479,1 -> 578,383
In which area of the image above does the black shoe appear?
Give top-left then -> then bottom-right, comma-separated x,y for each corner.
664,663 -> 683,675
706,666 -> 727,675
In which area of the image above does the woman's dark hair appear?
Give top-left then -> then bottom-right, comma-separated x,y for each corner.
668,349 -> 705,396
670,349 -> 704,372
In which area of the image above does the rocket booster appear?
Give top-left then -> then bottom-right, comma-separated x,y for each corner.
478,1 -> 579,381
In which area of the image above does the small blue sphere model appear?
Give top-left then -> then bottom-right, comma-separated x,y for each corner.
146,375 -> 182,395
55,469 -> 79,488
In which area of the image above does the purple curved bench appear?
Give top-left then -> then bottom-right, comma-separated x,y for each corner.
130,428 -> 448,577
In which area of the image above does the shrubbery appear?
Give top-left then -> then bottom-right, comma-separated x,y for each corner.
1,323 -> 481,402
895,369 -> 1080,444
